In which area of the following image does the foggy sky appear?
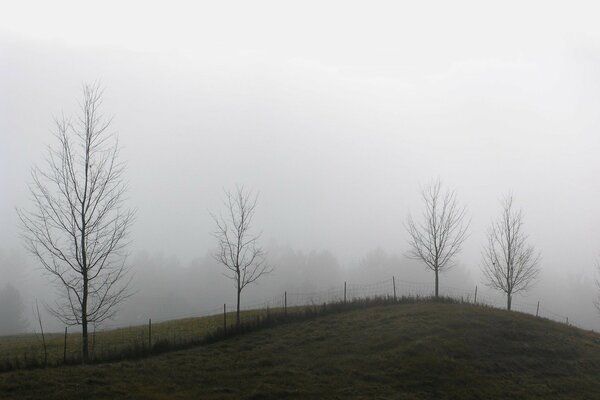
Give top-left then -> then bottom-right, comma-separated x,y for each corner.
1,1 -> 600,331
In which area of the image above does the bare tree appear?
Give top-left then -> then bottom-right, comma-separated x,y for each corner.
17,84 -> 134,363
405,179 -> 469,297
33,299 -> 48,366
481,195 -> 540,310
212,186 -> 270,326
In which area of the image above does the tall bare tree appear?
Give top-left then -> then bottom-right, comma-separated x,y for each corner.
405,179 -> 469,297
212,186 -> 270,326
17,84 -> 134,363
481,195 -> 540,310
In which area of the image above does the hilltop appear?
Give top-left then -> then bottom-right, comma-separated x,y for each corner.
1,302 -> 600,399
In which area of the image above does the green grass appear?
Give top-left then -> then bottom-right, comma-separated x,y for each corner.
1,302 -> 600,399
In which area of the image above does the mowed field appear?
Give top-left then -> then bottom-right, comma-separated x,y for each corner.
1,302 -> 600,399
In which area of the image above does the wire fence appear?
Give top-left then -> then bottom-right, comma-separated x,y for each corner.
239,278 -> 577,327
0,276 -> 579,371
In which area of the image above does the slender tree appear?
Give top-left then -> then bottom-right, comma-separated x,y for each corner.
33,299 -> 48,366
481,195 -> 540,310
17,84 -> 134,363
405,179 -> 469,297
212,186 -> 270,326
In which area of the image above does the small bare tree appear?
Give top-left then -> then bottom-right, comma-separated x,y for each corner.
405,179 -> 469,297
212,186 -> 270,326
33,299 -> 48,366
17,84 -> 134,363
481,195 -> 540,310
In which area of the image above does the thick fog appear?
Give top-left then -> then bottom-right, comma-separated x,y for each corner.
1,1 -> 600,333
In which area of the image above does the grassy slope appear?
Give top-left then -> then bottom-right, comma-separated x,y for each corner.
1,302 -> 600,399
0,308 -> 283,366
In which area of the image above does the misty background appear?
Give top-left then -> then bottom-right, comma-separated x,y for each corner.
1,1 -> 599,333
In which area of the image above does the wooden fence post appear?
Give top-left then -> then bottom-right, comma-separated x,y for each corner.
392,276 -> 397,301
536,301 -> 540,317
344,281 -> 347,303
474,285 -> 478,304
63,327 -> 68,364
223,304 -> 227,333
284,291 -> 287,315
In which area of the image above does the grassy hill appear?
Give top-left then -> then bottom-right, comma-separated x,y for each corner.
1,302 -> 600,399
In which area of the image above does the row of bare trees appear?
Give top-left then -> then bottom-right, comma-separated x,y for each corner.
405,179 -> 541,310
16,84 -> 545,364
17,85 -> 269,363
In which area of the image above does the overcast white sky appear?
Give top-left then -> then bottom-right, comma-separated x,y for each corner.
1,1 -> 600,328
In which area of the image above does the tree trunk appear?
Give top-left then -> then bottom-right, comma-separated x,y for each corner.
82,318 -> 88,363
81,210 -> 89,363
82,275 -> 89,363
507,293 -> 512,311
434,268 -> 439,298
236,282 -> 241,327
81,139 -> 90,364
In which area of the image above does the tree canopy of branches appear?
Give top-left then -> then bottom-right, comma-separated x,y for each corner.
17,84 -> 134,363
212,186 -> 270,326
405,179 -> 469,297
481,195 -> 540,310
